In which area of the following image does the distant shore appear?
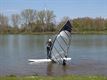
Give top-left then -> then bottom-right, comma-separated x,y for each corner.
0,30 -> 107,35
0,31 -> 107,35
72,31 -> 107,35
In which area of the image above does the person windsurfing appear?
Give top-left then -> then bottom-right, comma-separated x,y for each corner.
46,39 -> 52,59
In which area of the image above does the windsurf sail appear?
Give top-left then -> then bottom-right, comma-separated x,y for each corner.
51,20 -> 72,64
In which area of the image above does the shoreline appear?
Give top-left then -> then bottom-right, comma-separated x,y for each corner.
0,31 -> 107,35
0,75 -> 107,80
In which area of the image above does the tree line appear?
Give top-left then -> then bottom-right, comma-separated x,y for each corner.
0,9 -> 107,34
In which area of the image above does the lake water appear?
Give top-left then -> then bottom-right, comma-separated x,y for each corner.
0,34 -> 107,76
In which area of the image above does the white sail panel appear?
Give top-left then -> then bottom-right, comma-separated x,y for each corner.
51,30 -> 71,63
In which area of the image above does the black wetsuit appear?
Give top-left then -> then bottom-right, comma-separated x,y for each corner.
47,41 -> 52,59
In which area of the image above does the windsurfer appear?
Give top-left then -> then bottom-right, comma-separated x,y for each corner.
47,39 -> 52,59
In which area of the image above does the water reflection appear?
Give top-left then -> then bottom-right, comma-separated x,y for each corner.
62,65 -> 67,75
47,63 -> 53,76
46,62 -> 70,76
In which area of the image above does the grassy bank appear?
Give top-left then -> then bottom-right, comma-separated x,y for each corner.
0,75 -> 107,80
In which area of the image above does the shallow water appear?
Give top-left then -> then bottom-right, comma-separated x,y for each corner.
0,34 -> 107,76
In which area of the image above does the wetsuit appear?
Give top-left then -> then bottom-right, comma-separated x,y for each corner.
47,41 -> 52,59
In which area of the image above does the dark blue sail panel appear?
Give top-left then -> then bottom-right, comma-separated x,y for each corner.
60,20 -> 72,32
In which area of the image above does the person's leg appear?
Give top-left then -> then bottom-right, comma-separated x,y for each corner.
49,50 -> 51,59
47,47 -> 49,59
63,59 -> 66,66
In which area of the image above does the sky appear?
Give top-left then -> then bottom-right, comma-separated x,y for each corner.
0,0 -> 107,21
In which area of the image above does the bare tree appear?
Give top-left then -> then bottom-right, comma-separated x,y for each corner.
0,13 -> 9,33
61,16 -> 70,22
21,9 -> 36,32
11,14 -> 20,28
45,10 -> 56,30
11,14 -> 20,33
36,9 -> 56,31
58,16 -> 70,31
36,10 -> 46,31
